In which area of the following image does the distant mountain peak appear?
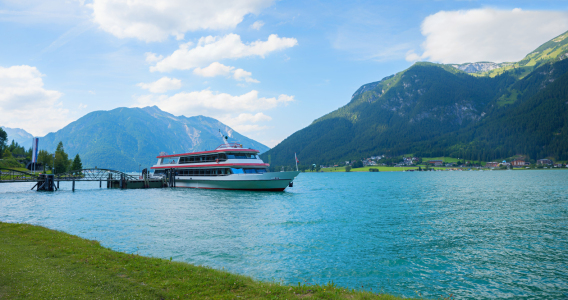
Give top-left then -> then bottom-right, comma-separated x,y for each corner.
0,126 -> 34,148
449,29 -> 568,77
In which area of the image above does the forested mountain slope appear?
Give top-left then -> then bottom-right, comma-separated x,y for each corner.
262,33 -> 568,168
423,59 -> 568,161
40,106 -> 269,171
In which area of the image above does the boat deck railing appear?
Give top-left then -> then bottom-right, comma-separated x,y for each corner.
215,143 -> 244,150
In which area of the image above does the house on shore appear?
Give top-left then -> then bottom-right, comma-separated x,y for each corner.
486,162 -> 499,168
428,160 -> 443,166
537,159 -> 553,165
511,159 -> 526,167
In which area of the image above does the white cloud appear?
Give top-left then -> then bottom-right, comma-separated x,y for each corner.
193,62 -> 259,83
193,62 -> 233,77
415,8 -> 568,64
231,124 -> 269,133
405,50 -> 420,62
150,33 -> 298,72
224,113 -> 272,133
250,20 -> 264,30
145,52 -> 164,63
233,68 -> 259,83
231,112 -> 272,123
136,90 -> 293,116
137,77 -> 182,93
90,0 -> 274,42
0,65 -> 69,136
78,103 -> 87,109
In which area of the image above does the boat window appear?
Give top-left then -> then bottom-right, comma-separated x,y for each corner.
164,157 -> 179,164
218,153 -> 227,160
231,168 -> 244,174
256,168 -> 267,173
226,154 -> 236,159
244,169 -> 257,173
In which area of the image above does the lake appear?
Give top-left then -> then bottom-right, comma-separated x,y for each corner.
1,170 -> 567,299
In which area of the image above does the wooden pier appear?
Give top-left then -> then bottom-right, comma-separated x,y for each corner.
0,168 -> 175,191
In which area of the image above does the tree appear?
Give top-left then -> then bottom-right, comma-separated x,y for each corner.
0,127 -> 7,156
353,161 -> 364,168
345,165 -> 352,172
37,150 -> 51,172
71,154 -> 83,172
54,142 -> 70,174
0,149 -> 23,168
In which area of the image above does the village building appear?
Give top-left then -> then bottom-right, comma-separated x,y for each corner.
537,159 -> 553,165
428,160 -> 443,166
511,159 -> 525,167
486,162 -> 499,168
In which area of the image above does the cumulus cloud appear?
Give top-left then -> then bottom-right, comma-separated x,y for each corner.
231,112 -> 272,123
233,69 -> 259,83
193,62 -> 259,83
136,90 -> 293,116
405,50 -> 420,62
145,52 -> 164,63
150,33 -> 298,72
0,65 -> 69,136
250,20 -> 264,30
414,8 -> 568,64
90,0 -> 274,42
224,112 -> 272,133
193,62 -> 233,77
137,77 -> 182,93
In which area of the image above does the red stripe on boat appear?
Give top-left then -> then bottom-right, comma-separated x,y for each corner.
157,148 -> 259,158
150,163 -> 269,169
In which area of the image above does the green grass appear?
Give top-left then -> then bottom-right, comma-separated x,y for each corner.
496,89 -> 519,107
419,157 -> 460,163
0,222 -> 412,300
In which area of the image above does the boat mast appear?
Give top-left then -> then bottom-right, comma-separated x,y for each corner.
219,129 -> 230,146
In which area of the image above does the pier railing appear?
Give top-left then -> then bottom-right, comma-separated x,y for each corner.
0,167 -> 169,191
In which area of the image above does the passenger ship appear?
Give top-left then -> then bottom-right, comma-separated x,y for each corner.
151,135 -> 300,191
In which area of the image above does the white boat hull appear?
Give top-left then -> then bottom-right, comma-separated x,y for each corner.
172,171 -> 300,191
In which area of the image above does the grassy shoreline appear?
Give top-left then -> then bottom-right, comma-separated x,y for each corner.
0,222 -> 410,299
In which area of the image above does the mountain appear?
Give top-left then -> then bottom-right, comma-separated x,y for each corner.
262,31 -> 568,167
39,106 -> 269,171
451,62 -> 507,74
1,126 -> 34,148
450,30 -> 568,78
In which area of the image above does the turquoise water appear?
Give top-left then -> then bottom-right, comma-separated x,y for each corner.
1,171 -> 567,299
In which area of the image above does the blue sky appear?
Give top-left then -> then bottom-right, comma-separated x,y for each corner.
1,0 -> 567,147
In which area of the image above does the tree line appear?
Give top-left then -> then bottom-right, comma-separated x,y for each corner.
0,128 -> 82,173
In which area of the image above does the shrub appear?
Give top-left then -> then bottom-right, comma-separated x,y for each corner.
369,168 -> 379,172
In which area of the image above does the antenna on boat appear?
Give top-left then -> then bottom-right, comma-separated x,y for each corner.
219,129 -> 230,146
